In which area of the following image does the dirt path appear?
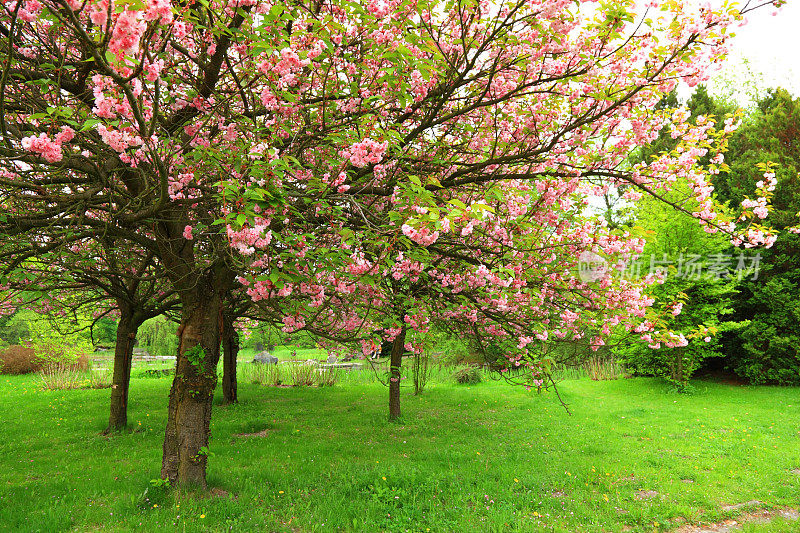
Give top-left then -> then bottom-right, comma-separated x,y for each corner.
673,502 -> 799,532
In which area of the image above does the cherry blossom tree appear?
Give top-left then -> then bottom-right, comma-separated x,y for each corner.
0,237 -> 179,430
238,0 -> 780,418
0,0 -> 781,486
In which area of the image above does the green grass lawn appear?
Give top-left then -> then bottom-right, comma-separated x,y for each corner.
1,373 -> 799,532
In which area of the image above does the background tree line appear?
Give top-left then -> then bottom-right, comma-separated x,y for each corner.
613,86 -> 800,388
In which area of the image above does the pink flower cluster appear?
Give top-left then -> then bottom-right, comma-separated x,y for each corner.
110,10 -> 146,57
340,138 -> 388,168
401,223 -> 439,246
390,252 -> 424,282
366,0 -> 397,19
145,0 -> 173,23
96,124 -> 143,153
259,46 -> 309,89
226,219 -> 273,256
169,172 -> 195,200
281,314 -> 306,333
21,127 -> 74,163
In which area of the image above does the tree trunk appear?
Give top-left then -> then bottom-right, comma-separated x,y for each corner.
388,328 -> 406,421
221,313 -> 238,404
106,311 -> 138,432
160,287 -> 225,487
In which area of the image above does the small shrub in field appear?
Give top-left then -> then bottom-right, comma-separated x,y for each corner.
453,365 -> 482,385
289,363 -> 316,386
315,367 -> 339,387
585,357 -> 625,381
247,363 -> 282,386
27,342 -> 92,390
85,368 -> 112,389
0,345 -> 41,374
412,352 -> 430,395
38,365 -> 112,391
38,365 -> 85,390
245,362 -> 334,387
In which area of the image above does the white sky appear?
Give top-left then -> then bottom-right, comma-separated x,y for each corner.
705,1 -> 800,104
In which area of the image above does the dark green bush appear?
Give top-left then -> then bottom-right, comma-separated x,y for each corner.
731,278 -> 800,385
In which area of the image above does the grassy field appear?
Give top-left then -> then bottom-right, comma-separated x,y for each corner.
1,372 -> 799,532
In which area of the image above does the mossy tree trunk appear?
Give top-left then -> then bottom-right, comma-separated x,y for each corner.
160,271 -> 230,487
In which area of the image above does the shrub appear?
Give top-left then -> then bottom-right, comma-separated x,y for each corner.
315,367 -> 340,387
244,362 -> 340,387
731,278 -> 800,385
585,357 -> 626,381
289,363 -> 316,386
615,276 -> 739,389
28,341 -> 91,389
246,363 -> 282,386
453,365 -> 482,385
37,366 -> 112,391
85,368 -> 112,389
38,365 -> 86,390
0,345 -> 41,374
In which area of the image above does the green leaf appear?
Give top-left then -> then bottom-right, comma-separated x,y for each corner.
80,119 -> 101,132
269,4 -> 284,18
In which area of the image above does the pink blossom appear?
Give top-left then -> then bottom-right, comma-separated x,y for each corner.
109,10 -> 146,57
21,133 -> 62,163
340,138 -> 388,168
55,126 -> 74,144
145,0 -> 173,23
